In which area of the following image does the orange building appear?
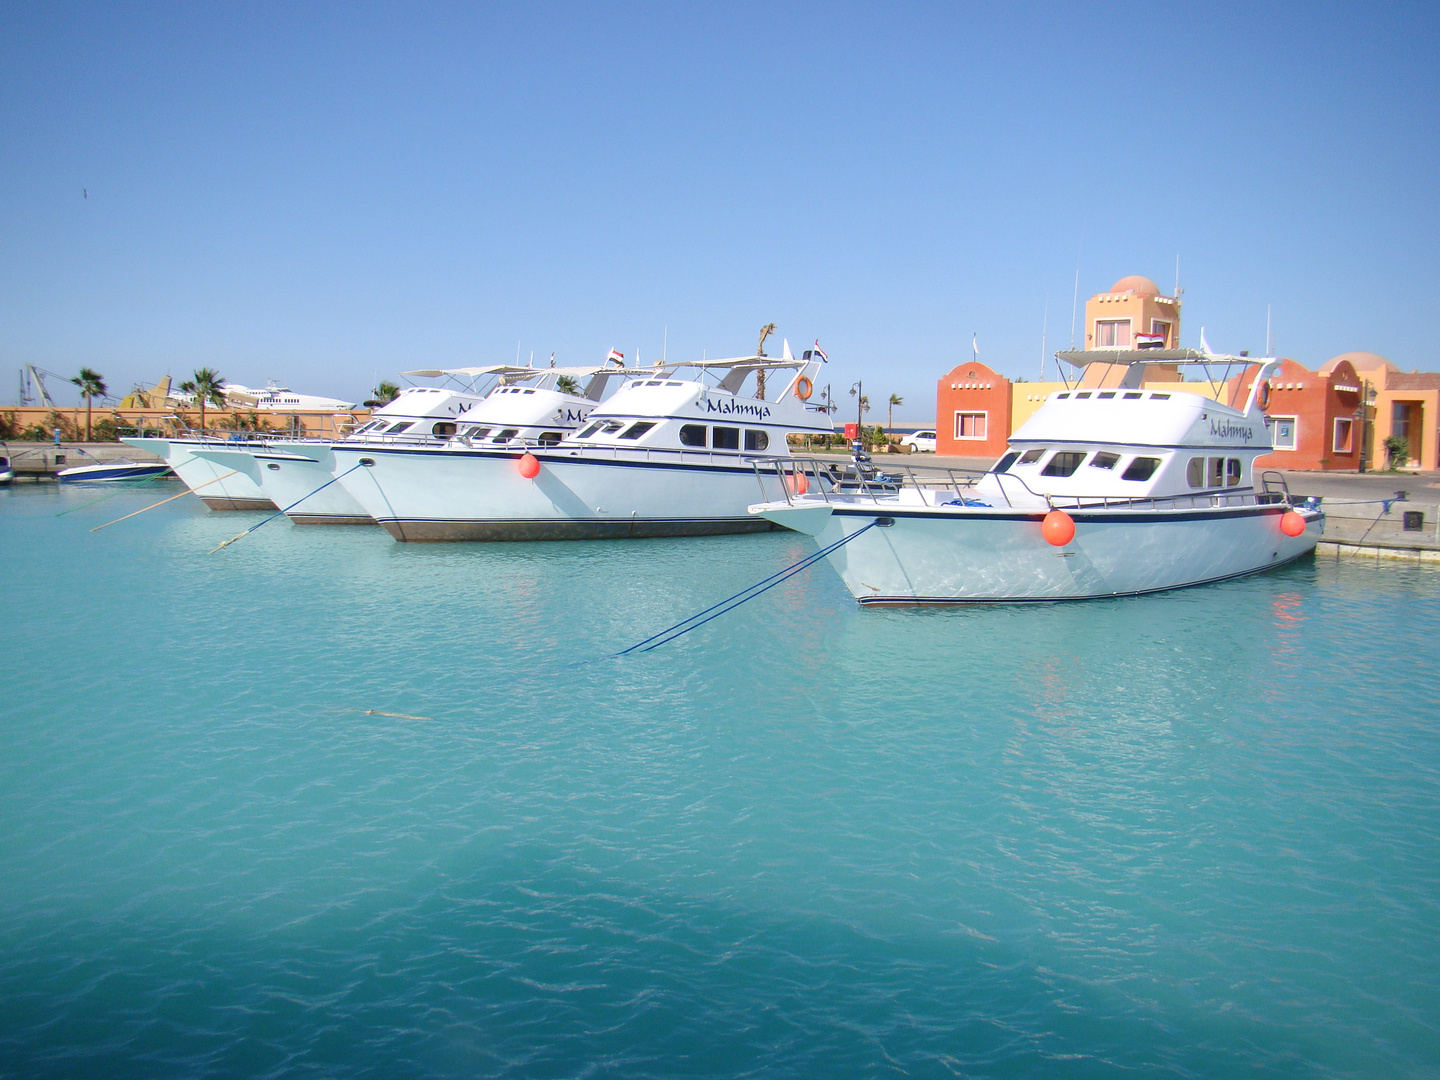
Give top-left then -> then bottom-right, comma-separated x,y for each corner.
1083,274 -> 1182,349
1230,357 -> 1365,471
1333,352 -> 1440,471
934,360 -> 1012,458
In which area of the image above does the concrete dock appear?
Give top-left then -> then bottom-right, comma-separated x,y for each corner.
2,442 -> 166,478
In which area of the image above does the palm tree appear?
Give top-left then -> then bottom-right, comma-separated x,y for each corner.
70,367 -> 107,442
363,381 -> 401,408
179,367 -> 226,432
555,374 -> 580,394
887,393 -> 903,436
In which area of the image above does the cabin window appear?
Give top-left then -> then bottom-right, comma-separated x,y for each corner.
431,421 -> 457,436
1098,392 -> 1115,399
1150,393 -> 1170,400
679,424 -> 707,447
1074,392 -> 1092,399
386,421 -> 413,433
1123,392 -> 1143,399
954,412 -> 987,439
1094,319 -> 1131,347
1041,451 -> 1087,477
537,431 -> 562,446
1267,416 -> 1297,450
1017,448 -> 1045,465
467,426 -> 492,439
576,423 -> 602,439
1227,458 -> 1242,486
1122,457 -> 1160,481
744,429 -> 769,451
491,428 -> 520,443
1208,457 -> 1226,487
992,451 -> 1018,474
1056,392 -> 1070,399
712,426 -> 740,450
1090,452 -> 1120,470
1187,457 -> 1206,488
1333,418 -> 1354,454
619,421 -> 656,440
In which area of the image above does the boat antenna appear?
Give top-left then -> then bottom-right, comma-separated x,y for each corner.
663,325 -> 667,364
1069,227 -> 1083,349
1174,255 -> 1180,299
1266,304 -> 1273,356
1039,295 -> 1049,381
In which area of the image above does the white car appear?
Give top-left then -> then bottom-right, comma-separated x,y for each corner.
901,430 -> 936,452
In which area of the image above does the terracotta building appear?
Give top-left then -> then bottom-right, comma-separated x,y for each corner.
1230,357 -> 1365,471
932,275 -> 1439,472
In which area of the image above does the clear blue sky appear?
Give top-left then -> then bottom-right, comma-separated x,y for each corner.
3,1 -> 1437,419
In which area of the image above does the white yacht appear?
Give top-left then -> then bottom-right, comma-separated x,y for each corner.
122,377 -> 486,512
748,351 -> 1324,603
330,343 -> 833,541
223,382 -> 357,411
189,364 -> 631,524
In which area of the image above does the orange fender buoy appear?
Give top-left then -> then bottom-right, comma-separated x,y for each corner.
1280,510 -> 1306,537
788,472 -> 809,495
1042,509 -> 1075,546
518,453 -> 540,479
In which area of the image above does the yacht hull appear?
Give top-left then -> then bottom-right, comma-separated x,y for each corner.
753,501 -> 1323,603
122,438 -> 276,511
331,445 -> 783,542
191,446 -> 374,525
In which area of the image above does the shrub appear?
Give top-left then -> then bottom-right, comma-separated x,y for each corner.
1384,435 -> 1411,469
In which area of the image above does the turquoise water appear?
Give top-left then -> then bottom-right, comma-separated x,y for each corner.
2,481 -> 1439,1078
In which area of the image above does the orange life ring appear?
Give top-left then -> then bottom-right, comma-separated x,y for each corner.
794,376 -> 814,401
1256,379 -> 1271,410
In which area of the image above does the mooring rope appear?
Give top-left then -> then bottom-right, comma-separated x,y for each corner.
89,470 -> 241,531
610,520 -> 879,657
209,463 -> 365,553
55,467 -> 172,516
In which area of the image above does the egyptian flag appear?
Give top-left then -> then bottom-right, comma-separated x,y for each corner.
808,340 -> 828,362
606,348 -> 624,366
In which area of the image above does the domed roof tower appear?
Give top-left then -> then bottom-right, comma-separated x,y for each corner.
1084,274 -> 1180,350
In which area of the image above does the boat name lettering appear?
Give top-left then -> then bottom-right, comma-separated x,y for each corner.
704,399 -> 772,419
1209,419 -> 1254,442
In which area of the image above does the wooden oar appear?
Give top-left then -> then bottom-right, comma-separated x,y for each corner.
90,470 -> 241,532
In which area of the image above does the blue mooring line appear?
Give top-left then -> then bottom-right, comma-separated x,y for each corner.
609,520 -> 879,657
210,461 -> 365,553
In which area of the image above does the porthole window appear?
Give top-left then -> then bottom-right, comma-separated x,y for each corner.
1122,457 -> 1160,482
1187,458 -> 1205,488
744,429 -> 769,451
1041,451 -> 1087,477
679,424 -> 707,447
266,462 -> 281,471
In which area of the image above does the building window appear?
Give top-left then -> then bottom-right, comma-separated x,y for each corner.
1267,416 -> 1298,450
1333,417 -> 1354,454
1095,319 -> 1132,347
1392,402 -> 1412,442
954,412 -> 987,439
1150,319 -> 1172,345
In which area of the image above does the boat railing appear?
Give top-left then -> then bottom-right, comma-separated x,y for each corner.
753,455 -> 1295,514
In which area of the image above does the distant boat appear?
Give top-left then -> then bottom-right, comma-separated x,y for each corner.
0,450 -> 12,483
222,382 -> 357,411
56,459 -> 172,483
